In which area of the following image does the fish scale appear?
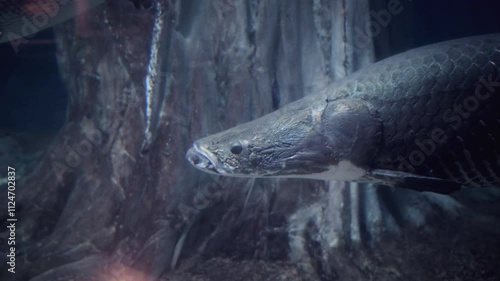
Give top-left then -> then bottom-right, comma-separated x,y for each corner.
187,34 -> 500,194
344,36 -> 500,169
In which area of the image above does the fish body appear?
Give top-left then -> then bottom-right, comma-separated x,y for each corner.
186,34 -> 500,194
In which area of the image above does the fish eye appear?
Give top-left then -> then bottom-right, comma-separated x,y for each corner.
230,141 -> 243,154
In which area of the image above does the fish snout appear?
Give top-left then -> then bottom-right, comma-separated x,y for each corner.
186,145 -> 218,174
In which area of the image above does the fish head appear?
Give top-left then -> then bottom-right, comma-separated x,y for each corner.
186,98 -> 320,177
186,96 -> 382,180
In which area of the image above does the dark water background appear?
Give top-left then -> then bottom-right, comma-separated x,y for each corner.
0,29 -> 66,135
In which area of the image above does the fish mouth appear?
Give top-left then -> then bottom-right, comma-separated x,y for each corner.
186,143 -> 225,175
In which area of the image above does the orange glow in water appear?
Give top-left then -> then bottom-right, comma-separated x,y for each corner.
22,0 -> 57,14
99,263 -> 152,281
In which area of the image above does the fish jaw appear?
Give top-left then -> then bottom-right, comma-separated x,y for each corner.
186,141 -> 244,176
186,142 -> 227,175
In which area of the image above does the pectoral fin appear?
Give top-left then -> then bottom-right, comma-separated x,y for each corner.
366,169 -> 462,194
